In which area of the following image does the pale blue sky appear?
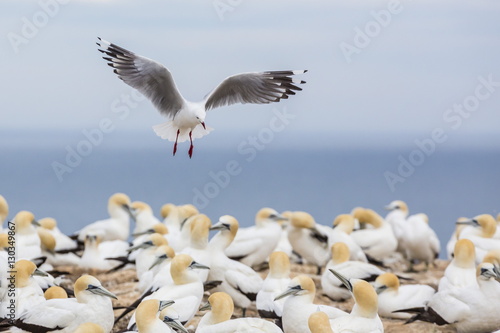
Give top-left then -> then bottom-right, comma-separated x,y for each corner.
1,0 -> 500,148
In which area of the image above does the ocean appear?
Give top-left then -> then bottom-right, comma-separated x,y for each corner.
1,131 -> 499,258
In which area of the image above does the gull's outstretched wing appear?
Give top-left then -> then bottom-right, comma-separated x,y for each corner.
97,37 -> 185,118
204,70 -> 307,111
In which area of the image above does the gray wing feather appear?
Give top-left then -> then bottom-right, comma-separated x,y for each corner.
97,37 -> 185,118
204,70 -> 307,111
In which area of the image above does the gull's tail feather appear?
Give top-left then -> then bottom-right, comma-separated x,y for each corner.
153,121 -> 213,143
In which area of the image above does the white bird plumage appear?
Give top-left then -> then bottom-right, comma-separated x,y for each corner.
96,38 -> 306,158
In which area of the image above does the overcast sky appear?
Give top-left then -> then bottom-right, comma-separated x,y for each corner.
1,0 -> 500,148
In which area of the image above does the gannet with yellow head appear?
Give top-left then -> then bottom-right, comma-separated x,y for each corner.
225,208 -> 287,268
197,292 -> 283,332
276,275 -> 347,333
321,242 -> 385,301
207,215 -> 263,317
76,193 -> 134,242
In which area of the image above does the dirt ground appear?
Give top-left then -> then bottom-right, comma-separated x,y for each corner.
56,259 -> 458,332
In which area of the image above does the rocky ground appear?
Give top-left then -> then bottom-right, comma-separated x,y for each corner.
56,259 -> 457,333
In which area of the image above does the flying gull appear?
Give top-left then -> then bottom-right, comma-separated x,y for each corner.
96,37 -> 307,158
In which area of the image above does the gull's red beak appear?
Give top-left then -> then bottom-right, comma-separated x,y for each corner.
201,122 -> 206,130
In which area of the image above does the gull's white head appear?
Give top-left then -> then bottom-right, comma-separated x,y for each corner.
385,200 -> 409,214
44,286 -> 68,300
331,242 -> 350,265
453,239 -> 476,268
308,311 -> 334,333
269,251 -> 291,278
0,195 -> 9,222
332,214 -> 355,234
374,273 -> 400,294
275,275 -> 316,303
74,275 -> 117,303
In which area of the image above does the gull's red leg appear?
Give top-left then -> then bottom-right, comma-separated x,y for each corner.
173,129 -> 180,156
188,131 -> 194,158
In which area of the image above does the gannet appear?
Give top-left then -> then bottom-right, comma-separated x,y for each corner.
0,195 -> 9,226
207,216 -> 263,316
400,262 -> 500,333
74,322 -> 105,333
351,208 -> 398,263
74,323 -> 106,333
132,299 -> 181,333
439,238 -> 477,291
327,270 -> 384,333
328,214 -> 367,262
76,193 -> 134,242
125,254 -> 208,328
272,211 -> 295,260
384,200 -> 408,254
133,233 -> 169,279
256,251 -> 291,321
163,204 -> 199,251
321,242 -> 385,301
446,218 -> 468,260
179,214 -> 212,282
37,229 -> 80,267
12,211 -> 41,260
374,272 -> 435,319
131,201 -> 162,235
401,213 -> 440,269
276,275 -> 347,333
287,211 -> 331,274
38,217 -> 77,252
97,38 -> 306,158
132,223 -> 168,247
0,260 -> 47,319
225,208 -> 286,268
80,234 -> 130,271
308,312 -> 334,333
44,286 -> 68,300
6,274 -> 117,332
197,292 -> 283,333
458,214 -> 500,263
137,244 -> 176,293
